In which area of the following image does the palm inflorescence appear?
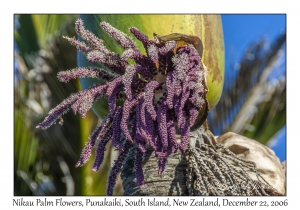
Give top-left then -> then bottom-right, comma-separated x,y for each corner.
37,19 -> 208,195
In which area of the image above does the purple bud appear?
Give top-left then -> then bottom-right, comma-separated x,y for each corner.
106,78 -> 124,111
145,110 -> 157,150
158,157 -> 167,175
93,126 -> 113,171
176,83 -> 190,128
144,81 -> 160,120
120,94 -> 142,143
121,48 -> 135,61
166,71 -> 175,109
130,27 -> 151,48
172,52 -> 190,81
122,65 -> 136,100
173,79 -> 182,96
101,22 -> 136,50
179,123 -> 190,153
106,141 -> 132,196
112,107 -> 123,150
75,114 -> 113,167
147,44 -> 159,63
189,106 -> 199,126
63,36 -> 91,53
75,19 -> 106,51
135,148 -> 145,187
72,84 -> 108,118
36,92 -> 81,129
136,99 -> 157,150
57,67 -> 116,83
76,115 -> 112,167
135,100 -> 147,152
159,41 -> 176,55
86,50 -> 126,75
157,100 -> 168,149
166,114 -> 178,153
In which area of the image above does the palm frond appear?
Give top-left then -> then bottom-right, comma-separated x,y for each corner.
14,14 -> 94,195
208,31 -> 286,145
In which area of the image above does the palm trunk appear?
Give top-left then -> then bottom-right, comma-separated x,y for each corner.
121,125 -> 284,196
121,146 -> 188,196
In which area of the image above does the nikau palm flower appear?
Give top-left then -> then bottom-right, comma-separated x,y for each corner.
37,19 -> 209,195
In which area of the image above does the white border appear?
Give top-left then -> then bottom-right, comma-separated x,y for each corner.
3,0 -> 299,209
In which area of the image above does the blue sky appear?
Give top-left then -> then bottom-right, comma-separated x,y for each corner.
221,14 -> 286,161
222,14 -> 286,67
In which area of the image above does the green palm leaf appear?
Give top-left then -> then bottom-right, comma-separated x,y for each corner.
208,32 -> 286,145
14,14 -> 100,195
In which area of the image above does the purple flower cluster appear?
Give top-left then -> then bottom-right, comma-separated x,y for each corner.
37,19 -> 208,195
